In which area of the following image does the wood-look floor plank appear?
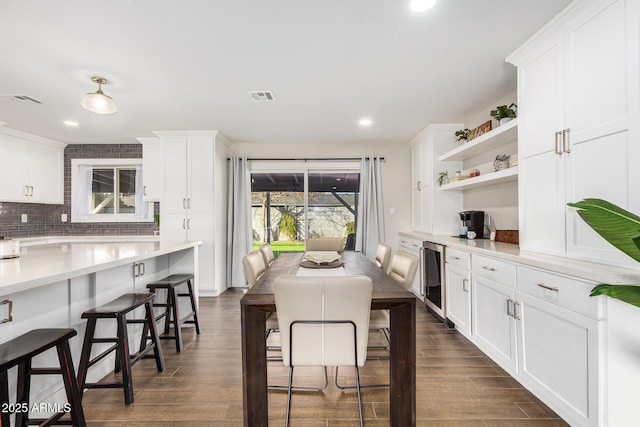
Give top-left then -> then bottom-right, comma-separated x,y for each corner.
80,289 -> 567,426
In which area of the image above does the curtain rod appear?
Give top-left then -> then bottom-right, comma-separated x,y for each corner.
227,157 -> 385,161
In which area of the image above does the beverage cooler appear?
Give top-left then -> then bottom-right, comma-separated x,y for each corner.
422,241 -> 446,321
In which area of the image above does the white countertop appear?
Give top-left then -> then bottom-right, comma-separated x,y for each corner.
0,238 -> 200,295
400,230 -> 640,284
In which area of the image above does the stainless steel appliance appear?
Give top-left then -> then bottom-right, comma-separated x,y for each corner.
422,241 -> 446,320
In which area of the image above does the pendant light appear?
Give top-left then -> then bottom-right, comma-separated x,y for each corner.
81,77 -> 117,114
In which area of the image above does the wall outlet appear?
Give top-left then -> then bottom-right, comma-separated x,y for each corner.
61,213 -> 67,222
389,207 -> 396,216
21,214 -> 27,223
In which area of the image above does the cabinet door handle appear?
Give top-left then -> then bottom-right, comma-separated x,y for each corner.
133,263 -> 140,278
417,180 -> 421,191
182,218 -> 186,229
187,198 -> 191,209
140,262 -> 145,276
506,299 -> 514,317
514,301 -> 521,320
0,300 -> 13,324
143,186 -> 147,196
29,186 -> 34,197
462,278 -> 469,292
562,128 -> 571,153
24,186 -> 29,197
482,265 -> 496,272
187,218 -> 191,229
537,283 -> 559,292
554,131 -> 562,155
450,256 -> 460,260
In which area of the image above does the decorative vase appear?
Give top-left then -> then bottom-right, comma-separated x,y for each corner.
499,117 -> 513,126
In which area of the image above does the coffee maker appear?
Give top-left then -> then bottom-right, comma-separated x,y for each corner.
459,210 -> 485,239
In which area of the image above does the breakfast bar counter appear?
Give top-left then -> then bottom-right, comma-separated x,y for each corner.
0,238 -> 200,411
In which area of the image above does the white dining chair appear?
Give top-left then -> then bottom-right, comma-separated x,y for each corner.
305,238 -> 344,252
258,243 -> 275,268
242,250 -> 266,288
274,275 -> 372,427
375,243 -> 392,272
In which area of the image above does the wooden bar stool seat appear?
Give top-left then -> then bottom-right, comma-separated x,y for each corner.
77,293 -> 164,405
0,328 -> 86,427
145,274 -> 201,352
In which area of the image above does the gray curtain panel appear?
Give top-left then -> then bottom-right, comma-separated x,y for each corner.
226,157 -> 253,287
356,156 -> 385,259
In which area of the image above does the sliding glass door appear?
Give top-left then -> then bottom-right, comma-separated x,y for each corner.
250,164 -> 360,254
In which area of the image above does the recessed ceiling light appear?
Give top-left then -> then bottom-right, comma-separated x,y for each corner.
64,120 -> 79,127
410,0 -> 437,12
359,118 -> 373,126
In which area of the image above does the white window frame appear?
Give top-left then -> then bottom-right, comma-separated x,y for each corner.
71,158 -> 154,223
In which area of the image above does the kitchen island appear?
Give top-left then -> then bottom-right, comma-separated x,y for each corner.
0,238 -> 200,414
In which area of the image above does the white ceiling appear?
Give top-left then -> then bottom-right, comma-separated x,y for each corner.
0,0 -> 571,145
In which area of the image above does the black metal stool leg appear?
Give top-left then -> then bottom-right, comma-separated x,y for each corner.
0,369 -> 10,427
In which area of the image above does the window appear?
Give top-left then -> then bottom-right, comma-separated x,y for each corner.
249,161 -> 360,253
71,158 -> 153,223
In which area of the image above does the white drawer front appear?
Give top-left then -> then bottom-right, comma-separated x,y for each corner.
472,254 -> 516,288
517,265 -> 602,319
446,247 -> 470,270
399,237 -> 421,255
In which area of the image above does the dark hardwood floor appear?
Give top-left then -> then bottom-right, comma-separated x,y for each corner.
81,289 -> 568,426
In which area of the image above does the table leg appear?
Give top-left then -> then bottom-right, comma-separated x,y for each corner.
389,300 -> 416,426
241,304 -> 268,426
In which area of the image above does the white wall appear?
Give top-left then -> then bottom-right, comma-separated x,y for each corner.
231,140 -> 411,252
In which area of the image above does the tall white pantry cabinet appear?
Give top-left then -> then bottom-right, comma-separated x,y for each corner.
507,0 -> 640,425
139,131 -> 231,297
508,0 -> 640,267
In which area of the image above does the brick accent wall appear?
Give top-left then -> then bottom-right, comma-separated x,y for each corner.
0,144 -> 158,239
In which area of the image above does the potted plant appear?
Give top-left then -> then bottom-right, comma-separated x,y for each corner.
437,171 -> 449,187
455,129 -> 470,142
568,198 -> 640,308
490,103 -> 518,125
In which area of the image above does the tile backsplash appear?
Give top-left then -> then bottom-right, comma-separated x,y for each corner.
0,144 -> 158,239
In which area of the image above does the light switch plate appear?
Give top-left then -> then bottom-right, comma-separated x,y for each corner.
21,214 -> 27,223
61,213 -> 67,222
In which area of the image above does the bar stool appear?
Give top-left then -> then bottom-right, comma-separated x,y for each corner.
145,274 -> 201,352
0,328 -> 86,427
77,293 -> 164,405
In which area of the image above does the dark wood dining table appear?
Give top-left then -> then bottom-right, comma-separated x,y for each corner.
240,251 -> 416,426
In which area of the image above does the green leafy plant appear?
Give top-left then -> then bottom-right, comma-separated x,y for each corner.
278,211 -> 298,240
568,198 -> 640,308
154,213 -> 160,229
455,128 -> 470,142
345,221 -> 355,235
490,103 -> 518,121
437,171 -> 448,187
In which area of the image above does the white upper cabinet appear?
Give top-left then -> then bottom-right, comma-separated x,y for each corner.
508,0 -> 638,267
0,127 -> 65,204
139,137 -> 163,202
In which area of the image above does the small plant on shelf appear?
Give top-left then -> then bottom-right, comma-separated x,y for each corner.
455,129 -> 470,142
437,171 -> 449,187
490,103 -> 518,123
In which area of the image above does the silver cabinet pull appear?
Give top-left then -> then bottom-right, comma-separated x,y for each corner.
182,218 -> 186,229
183,198 -> 187,209
514,301 -> 521,320
450,256 -> 460,260
24,186 -> 29,197
482,265 -> 496,272
29,186 -> 34,196
463,278 -> 469,292
143,185 -> 147,196
506,299 -> 514,317
0,300 -> 13,324
140,262 -> 145,276
555,131 -> 562,155
562,128 -> 571,153
537,283 -> 559,292
187,198 -> 191,209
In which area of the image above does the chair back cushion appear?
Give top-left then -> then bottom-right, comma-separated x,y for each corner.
242,250 -> 266,287
259,244 -> 275,267
375,243 -> 392,272
274,275 -> 372,368
388,252 -> 419,292
305,238 -> 344,252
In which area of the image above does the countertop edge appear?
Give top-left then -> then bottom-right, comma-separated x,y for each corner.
400,230 -> 640,284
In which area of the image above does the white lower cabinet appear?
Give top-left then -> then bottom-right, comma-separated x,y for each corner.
445,248 -> 471,338
472,274 -> 517,374
398,236 -> 423,298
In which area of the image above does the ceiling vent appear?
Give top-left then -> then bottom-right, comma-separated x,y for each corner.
248,90 -> 276,102
1,94 -> 46,104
